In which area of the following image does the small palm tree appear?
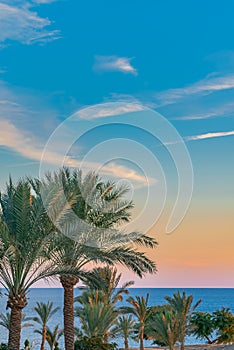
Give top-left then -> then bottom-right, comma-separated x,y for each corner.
123,293 -> 154,350
147,310 -> 180,350
46,325 -> 63,350
80,266 -> 134,305
33,301 -> 60,350
165,291 -> 201,350
111,315 -> 136,350
75,290 -> 118,342
0,312 -> 33,330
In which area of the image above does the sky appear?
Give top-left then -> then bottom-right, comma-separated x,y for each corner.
0,0 -> 233,287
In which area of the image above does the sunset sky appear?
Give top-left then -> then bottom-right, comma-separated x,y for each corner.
0,0 -> 233,287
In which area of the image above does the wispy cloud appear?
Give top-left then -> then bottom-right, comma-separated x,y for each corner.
32,0 -> 57,3
156,74 -> 234,106
93,55 -> 138,75
0,116 -> 155,187
77,102 -> 144,120
0,80 -> 59,137
176,102 -> 234,120
185,130 -> 234,141
0,1 -> 60,45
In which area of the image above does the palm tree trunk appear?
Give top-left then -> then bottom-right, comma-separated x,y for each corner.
139,326 -> 144,350
41,324 -> 47,350
60,275 -> 78,350
180,338 -> 185,350
104,332 -> 109,343
7,294 -> 27,350
124,336 -> 129,350
139,336 -> 144,350
8,306 -> 23,350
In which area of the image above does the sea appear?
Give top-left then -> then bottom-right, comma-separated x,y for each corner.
0,288 -> 234,349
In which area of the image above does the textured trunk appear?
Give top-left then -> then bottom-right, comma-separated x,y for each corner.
8,306 -> 23,350
180,328 -> 185,350
41,324 -> 46,350
140,327 -> 144,350
124,336 -> 129,350
139,336 -> 144,350
104,331 -> 110,343
60,275 -> 79,350
7,294 -> 27,350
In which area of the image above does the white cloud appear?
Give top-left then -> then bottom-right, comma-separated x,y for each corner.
93,55 -> 138,75
156,74 -> 234,106
77,102 -> 144,120
33,0 -> 57,3
0,118 -> 155,187
0,83 -> 154,188
0,1 -> 60,45
177,102 -> 234,120
186,130 -> 234,141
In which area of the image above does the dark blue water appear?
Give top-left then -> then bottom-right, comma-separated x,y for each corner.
0,288 -> 234,348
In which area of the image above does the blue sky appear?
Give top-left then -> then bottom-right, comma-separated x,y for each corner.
0,0 -> 234,286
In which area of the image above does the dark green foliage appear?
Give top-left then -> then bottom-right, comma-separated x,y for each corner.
23,340 -> 30,350
74,337 -> 117,350
0,344 -> 8,350
190,307 -> 234,344
144,304 -> 173,344
190,311 -> 215,343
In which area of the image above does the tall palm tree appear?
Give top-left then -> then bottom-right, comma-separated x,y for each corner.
32,168 -> 158,350
111,315 -> 136,350
165,291 -> 201,350
123,293 -> 154,350
33,301 -> 60,350
0,178 -> 88,350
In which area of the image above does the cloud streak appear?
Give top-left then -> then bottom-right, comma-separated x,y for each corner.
0,118 -> 155,187
186,130 -> 234,141
93,55 -> 138,75
0,1 -> 60,45
176,102 -> 234,120
156,74 -> 234,106
77,102 -> 144,120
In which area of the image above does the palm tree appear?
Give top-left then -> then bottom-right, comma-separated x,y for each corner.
78,266 -> 134,343
33,301 -> 60,350
123,293 -> 154,350
36,324 -> 63,350
75,290 -> 118,342
217,324 -> 234,344
147,310 -> 180,350
0,178 -> 88,350
80,266 -> 134,306
0,312 -> 33,330
111,315 -> 136,350
165,291 -> 201,350
32,168 -> 158,350
213,307 -> 234,344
